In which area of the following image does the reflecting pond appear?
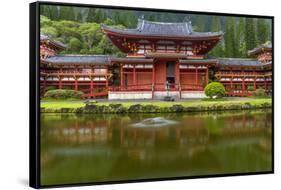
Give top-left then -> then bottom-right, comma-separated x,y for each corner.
40,110 -> 272,186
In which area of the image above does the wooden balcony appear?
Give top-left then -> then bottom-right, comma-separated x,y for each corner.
215,72 -> 272,78
40,71 -> 112,78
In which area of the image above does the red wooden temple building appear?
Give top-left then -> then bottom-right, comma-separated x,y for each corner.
215,43 -> 272,96
40,35 -> 112,98
40,19 -> 272,99
101,19 -> 223,99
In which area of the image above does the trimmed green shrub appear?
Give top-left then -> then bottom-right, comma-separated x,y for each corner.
253,88 -> 266,97
45,86 -> 56,91
44,89 -> 84,99
204,82 -> 226,99
247,86 -> 254,91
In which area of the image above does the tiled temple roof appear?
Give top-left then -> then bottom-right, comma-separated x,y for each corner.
111,57 -> 154,63
44,55 -> 111,65
44,56 -> 271,67
40,34 -> 68,50
218,58 -> 262,67
248,42 -> 272,55
179,59 -> 218,65
101,19 -> 223,38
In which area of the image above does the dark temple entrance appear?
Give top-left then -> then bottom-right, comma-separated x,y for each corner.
166,62 -> 175,86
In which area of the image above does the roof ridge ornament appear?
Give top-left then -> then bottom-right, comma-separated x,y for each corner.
183,16 -> 190,22
183,16 -> 192,34
137,15 -> 145,32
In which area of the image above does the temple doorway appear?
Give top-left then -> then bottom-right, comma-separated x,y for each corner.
166,62 -> 175,88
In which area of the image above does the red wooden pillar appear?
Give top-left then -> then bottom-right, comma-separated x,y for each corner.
195,67 -> 198,86
230,69 -> 233,90
264,77 -> 267,91
133,64 -> 136,86
120,64 -> 123,88
205,67 -> 209,86
90,79 -> 94,96
58,66 -> 63,89
175,62 -> 181,98
175,62 -> 180,85
242,78 -> 245,96
105,76 -> 109,93
74,78 -> 78,91
254,77 -> 257,91
152,63 -> 155,99
58,77 -> 62,89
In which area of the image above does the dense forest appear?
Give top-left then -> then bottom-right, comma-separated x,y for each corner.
40,5 -> 272,58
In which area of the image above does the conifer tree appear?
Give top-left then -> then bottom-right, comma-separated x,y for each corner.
236,17 -> 246,57
60,6 -> 75,21
77,11 -> 83,22
86,8 -> 96,22
225,17 -> 236,57
245,18 -> 257,52
209,16 -> 224,57
256,18 -> 269,45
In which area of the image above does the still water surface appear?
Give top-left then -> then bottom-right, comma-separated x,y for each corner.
41,110 -> 272,185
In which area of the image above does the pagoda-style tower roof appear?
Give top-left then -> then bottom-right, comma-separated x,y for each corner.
248,42 -> 272,56
101,19 -> 223,39
101,19 -> 224,56
248,42 -> 272,64
40,34 -> 68,51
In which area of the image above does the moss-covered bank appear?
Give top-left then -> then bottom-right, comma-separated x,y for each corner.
41,99 -> 272,114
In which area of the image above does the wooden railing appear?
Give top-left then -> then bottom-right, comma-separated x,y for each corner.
80,87 -> 108,98
215,72 -> 272,77
41,71 -> 111,77
109,83 -> 204,92
109,84 -> 152,91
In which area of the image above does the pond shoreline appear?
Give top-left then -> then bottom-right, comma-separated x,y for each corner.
41,99 -> 272,114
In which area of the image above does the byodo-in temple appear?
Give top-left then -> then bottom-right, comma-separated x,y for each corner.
40,19 -> 272,99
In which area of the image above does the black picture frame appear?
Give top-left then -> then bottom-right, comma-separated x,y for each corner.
30,1 -> 274,188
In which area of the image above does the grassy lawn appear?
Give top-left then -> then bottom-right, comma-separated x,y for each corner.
41,98 -> 272,109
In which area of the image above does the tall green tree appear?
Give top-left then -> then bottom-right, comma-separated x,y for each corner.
236,17 -> 246,57
256,18 -> 269,45
193,15 -> 208,32
86,8 -> 106,23
224,17 -> 236,57
76,11 -> 83,22
245,18 -> 257,52
79,23 -> 102,50
86,8 -> 96,22
60,6 -> 75,21
41,5 -> 59,20
209,16 -> 224,57
69,37 -> 82,52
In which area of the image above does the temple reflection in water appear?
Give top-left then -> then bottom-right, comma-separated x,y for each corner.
40,110 -> 272,185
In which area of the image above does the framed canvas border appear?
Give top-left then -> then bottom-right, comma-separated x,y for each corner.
29,1 -> 274,188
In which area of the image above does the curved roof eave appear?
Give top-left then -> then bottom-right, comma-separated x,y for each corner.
101,24 -> 224,40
